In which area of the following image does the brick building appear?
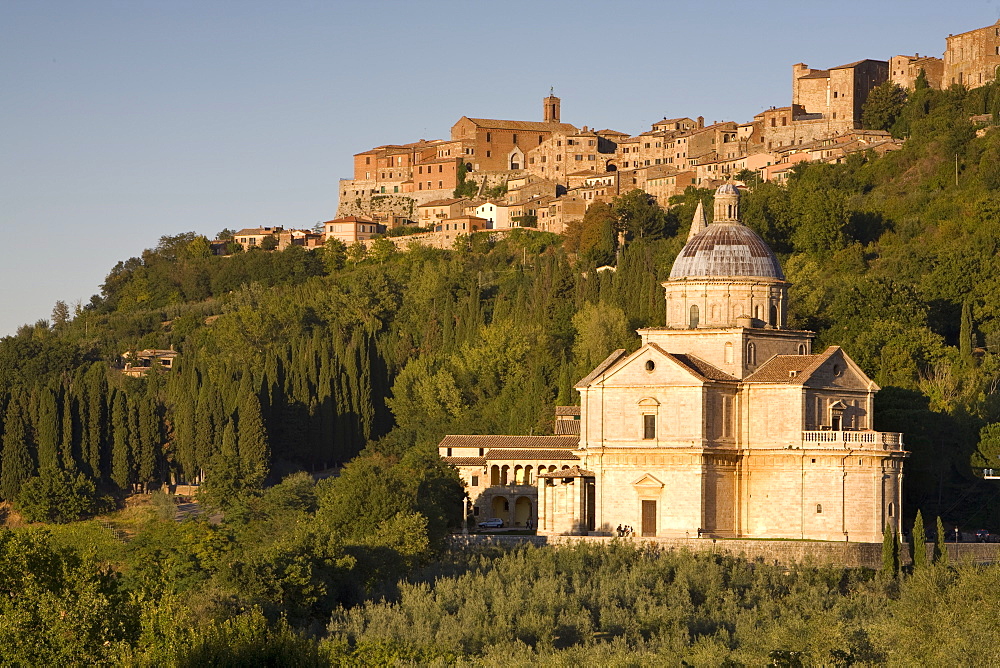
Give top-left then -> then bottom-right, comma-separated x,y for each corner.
450,94 -> 578,172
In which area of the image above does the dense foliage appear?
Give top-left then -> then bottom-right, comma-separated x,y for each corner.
3,75 -> 1000,662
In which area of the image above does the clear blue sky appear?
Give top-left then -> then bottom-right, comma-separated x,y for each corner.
1,0 -> 996,336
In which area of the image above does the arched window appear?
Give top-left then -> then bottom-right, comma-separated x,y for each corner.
689,305 -> 700,328
797,344 -> 806,355
816,504 -> 823,514
769,304 -> 778,326
888,502 -> 895,518
724,342 -> 733,364
490,465 -> 500,486
747,342 -> 756,366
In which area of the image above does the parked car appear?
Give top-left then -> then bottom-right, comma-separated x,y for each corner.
478,518 -> 504,529
975,529 -> 991,542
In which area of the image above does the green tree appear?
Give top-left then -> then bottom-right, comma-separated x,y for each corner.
111,391 -> 132,491
17,468 -> 102,523
260,234 -> 279,251
50,300 -> 70,330
862,81 -> 908,132
369,237 -> 397,265
881,523 -> 899,578
614,189 -> 668,241
572,301 -> 632,373
347,241 -> 367,264
322,237 -> 347,272
910,509 -> 927,570
238,394 -> 270,489
933,516 -> 949,565
1,398 -> 35,501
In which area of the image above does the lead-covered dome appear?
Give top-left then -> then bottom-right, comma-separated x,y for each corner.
669,222 -> 784,279
669,184 -> 784,280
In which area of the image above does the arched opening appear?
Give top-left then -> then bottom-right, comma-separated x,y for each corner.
754,304 -> 761,320
500,465 -> 510,485
769,304 -> 778,327
689,304 -> 700,329
548,465 -> 557,473
514,465 -> 524,484
797,343 -> 806,355
747,342 -> 756,366
490,465 -> 500,486
492,496 -> 510,522
888,502 -> 895,518
725,342 -> 733,364
524,465 -> 533,485
514,497 -> 532,526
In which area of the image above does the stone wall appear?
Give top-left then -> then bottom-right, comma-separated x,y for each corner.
449,534 -> 1000,569
945,22 -> 1000,89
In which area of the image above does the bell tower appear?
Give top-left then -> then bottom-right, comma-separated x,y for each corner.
544,89 -> 561,123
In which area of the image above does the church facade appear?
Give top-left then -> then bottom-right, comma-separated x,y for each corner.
442,184 -> 906,543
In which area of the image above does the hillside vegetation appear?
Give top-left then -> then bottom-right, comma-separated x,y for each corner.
2,78 -> 1000,661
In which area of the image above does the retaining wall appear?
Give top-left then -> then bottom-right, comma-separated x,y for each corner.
449,534 -> 1000,569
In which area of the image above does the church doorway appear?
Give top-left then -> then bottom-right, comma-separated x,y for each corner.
514,497 -> 532,526
641,500 -> 657,537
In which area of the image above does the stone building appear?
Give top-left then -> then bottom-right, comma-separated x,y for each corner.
442,184 -> 907,543
524,127 -> 617,184
944,20 -> 1000,89
889,54 -> 944,90
792,60 -> 888,129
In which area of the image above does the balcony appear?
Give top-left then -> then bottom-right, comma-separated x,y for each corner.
801,430 -> 904,451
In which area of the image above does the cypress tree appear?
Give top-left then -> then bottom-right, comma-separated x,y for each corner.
237,393 -> 269,489
111,390 -> 131,491
61,389 -> 77,471
137,397 -> 159,491
881,523 -> 899,578
934,515 -> 949,565
35,387 -> 60,472
960,300 -> 975,364
910,510 -> 927,570
85,364 -> 106,479
1,397 -> 35,501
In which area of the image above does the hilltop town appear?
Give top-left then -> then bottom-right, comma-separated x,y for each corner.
216,19 -> 1000,253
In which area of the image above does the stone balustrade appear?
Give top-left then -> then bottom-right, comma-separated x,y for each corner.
801,430 -> 904,451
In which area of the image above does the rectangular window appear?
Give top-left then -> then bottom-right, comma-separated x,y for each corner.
643,414 -> 656,440
471,475 -> 479,487
486,151 -> 491,157
512,134 -> 518,143
446,448 -> 452,457
486,132 -> 491,142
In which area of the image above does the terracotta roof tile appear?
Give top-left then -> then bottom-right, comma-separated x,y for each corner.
555,406 -> 581,416
743,348 -> 838,383
486,449 -> 580,461
438,435 -> 579,450
466,118 -> 578,133
555,421 -> 581,435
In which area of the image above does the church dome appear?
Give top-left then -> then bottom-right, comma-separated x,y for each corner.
669,219 -> 785,280
716,182 -> 740,196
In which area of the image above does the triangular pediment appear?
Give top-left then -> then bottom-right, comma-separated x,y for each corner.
802,347 -> 878,391
632,473 -> 664,488
595,343 -> 718,387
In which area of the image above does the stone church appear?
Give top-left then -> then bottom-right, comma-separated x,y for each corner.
441,183 -> 906,542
